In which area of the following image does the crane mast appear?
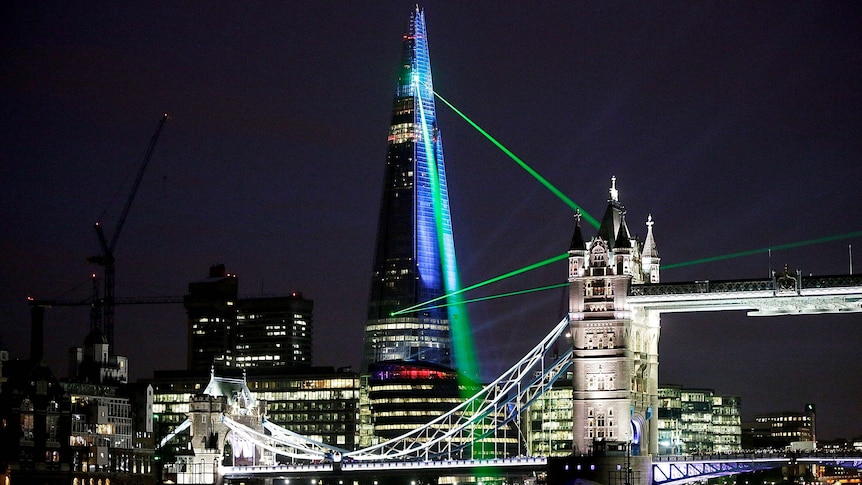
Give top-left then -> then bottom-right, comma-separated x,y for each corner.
89,113 -> 168,350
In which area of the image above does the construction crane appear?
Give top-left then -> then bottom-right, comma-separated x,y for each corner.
88,113 -> 169,350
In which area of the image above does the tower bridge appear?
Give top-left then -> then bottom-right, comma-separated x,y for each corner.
159,258 -> 862,484
155,6 -> 862,485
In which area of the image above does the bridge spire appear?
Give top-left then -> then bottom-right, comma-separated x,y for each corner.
642,214 -> 661,283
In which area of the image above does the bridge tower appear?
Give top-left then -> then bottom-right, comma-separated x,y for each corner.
172,370 -> 269,484
568,177 -> 661,459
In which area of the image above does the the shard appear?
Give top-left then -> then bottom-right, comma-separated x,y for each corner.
362,6 -> 465,372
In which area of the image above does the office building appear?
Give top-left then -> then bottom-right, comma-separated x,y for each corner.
657,385 -> 741,454
680,388 -> 714,453
712,394 -> 742,452
742,404 -> 816,450
366,361 -> 462,440
526,371 -> 574,457
184,264 -> 313,372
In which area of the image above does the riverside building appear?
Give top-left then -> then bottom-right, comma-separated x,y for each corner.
657,385 -> 742,454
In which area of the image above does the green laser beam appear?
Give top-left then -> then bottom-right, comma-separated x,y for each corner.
406,231 -> 862,315
416,283 -> 569,311
664,230 -> 862,269
434,90 -> 600,230
391,252 -> 569,315
415,77 -> 479,382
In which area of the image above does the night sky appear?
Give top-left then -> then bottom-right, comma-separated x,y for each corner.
2,2 -> 860,440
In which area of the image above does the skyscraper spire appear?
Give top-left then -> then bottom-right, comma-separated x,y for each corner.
362,7 -> 466,372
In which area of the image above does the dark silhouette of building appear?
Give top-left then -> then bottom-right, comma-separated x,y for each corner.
742,404 -> 816,450
0,306 -> 72,484
0,305 -> 155,484
185,264 -> 313,372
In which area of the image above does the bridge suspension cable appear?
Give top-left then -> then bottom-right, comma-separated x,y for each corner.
199,316 -> 572,463
344,316 -> 572,461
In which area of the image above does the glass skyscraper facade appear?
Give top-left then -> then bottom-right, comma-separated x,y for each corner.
363,7 -> 461,371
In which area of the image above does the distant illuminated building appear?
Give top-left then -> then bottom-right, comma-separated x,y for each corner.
366,361 -> 462,440
525,371 -> 574,457
712,394 -> 742,452
361,6 -> 468,448
742,404 -> 816,450
658,386 -> 683,455
680,388 -> 714,453
63,320 -> 154,481
184,264 -> 238,371
184,264 -> 313,372
235,295 -> 312,369
367,361 -> 516,458
657,385 -> 741,454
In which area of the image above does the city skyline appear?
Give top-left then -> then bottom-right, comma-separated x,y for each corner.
1,2 -> 860,440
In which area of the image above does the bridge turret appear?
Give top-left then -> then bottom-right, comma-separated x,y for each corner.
642,215 -> 660,283
613,211 -> 634,277
569,210 -> 588,281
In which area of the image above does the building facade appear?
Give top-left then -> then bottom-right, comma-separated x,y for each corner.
742,404 -> 816,450
526,372 -> 574,457
360,6 -> 472,448
0,307 -> 155,485
712,394 -> 742,452
185,264 -> 313,372
657,385 -> 742,454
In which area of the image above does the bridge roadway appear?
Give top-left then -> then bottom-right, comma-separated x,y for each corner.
218,452 -> 862,484
222,456 -> 548,481
628,274 -> 862,315
652,452 -> 862,485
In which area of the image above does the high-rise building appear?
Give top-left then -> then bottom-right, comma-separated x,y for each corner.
679,388 -> 715,453
184,264 -> 313,372
362,6 -> 462,371
184,265 -> 238,371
